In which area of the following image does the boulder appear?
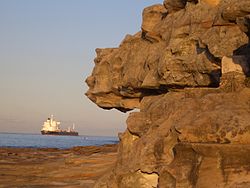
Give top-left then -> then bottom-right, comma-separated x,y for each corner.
141,4 -> 167,42
163,0 -> 187,13
222,0 -> 250,21
221,56 -> 249,75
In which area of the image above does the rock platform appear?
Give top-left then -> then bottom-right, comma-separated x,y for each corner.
0,144 -> 117,188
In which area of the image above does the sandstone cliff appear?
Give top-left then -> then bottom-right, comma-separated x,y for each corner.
86,0 -> 250,187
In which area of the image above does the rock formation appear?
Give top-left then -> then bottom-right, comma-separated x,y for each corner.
86,0 -> 250,187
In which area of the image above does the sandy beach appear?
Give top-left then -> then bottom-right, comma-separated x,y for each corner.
0,144 -> 117,188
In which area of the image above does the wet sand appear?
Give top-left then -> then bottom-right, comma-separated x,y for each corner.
0,144 -> 117,188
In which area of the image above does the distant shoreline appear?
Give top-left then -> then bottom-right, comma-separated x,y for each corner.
0,143 -> 118,151
0,142 -> 119,150
0,131 -> 118,138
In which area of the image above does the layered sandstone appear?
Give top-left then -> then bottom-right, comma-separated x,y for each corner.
86,0 -> 250,187
0,145 -> 117,188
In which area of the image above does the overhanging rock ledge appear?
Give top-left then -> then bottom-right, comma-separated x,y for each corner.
86,0 -> 250,187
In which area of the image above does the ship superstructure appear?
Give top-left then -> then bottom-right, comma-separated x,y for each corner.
41,115 -> 60,132
41,115 -> 78,136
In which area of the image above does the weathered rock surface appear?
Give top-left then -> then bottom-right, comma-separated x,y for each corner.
86,0 -> 250,112
86,0 -> 250,187
0,145 -> 117,188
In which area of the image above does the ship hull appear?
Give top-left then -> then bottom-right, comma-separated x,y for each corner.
41,130 -> 78,136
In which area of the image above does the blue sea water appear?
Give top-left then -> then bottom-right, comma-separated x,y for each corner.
0,133 -> 119,149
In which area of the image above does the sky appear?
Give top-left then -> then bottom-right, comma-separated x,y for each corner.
0,0 -> 163,136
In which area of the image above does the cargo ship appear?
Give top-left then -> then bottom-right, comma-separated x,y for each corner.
41,115 -> 78,136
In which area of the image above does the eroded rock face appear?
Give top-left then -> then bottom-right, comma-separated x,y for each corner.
86,0 -> 250,187
86,0 -> 249,112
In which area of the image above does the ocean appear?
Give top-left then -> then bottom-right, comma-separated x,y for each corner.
0,133 -> 119,149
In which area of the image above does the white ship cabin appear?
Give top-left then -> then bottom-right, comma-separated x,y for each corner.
41,115 -> 60,132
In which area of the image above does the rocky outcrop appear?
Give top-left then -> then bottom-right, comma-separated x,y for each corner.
86,0 -> 250,187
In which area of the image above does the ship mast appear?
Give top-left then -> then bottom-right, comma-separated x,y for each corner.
50,115 -> 53,126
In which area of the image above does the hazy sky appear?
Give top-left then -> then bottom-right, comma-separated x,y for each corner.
0,0 -> 162,136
